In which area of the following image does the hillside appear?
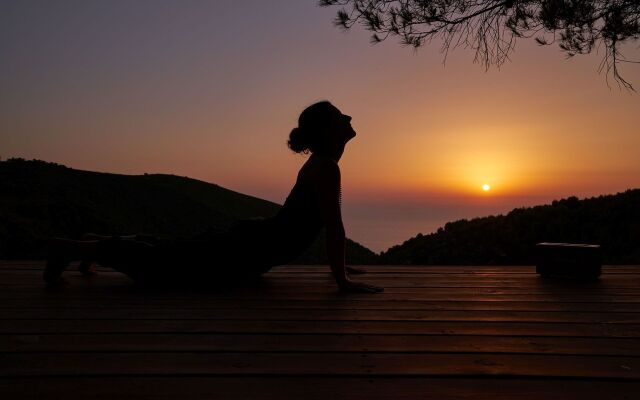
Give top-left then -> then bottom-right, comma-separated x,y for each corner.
3,158 -> 637,266
0,158 -> 377,264
380,189 -> 640,265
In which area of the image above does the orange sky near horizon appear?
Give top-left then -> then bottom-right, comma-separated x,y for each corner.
1,1 -> 639,251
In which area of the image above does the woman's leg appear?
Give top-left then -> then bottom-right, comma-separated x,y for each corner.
78,233 -> 160,274
45,238 -> 99,284
45,229 -> 269,287
92,237 -> 156,282
45,237 -> 156,285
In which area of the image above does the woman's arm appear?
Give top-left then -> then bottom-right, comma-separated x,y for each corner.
311,159 -> 383,293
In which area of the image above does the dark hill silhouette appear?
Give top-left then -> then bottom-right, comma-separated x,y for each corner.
2,158 -> 638,265
380,190 -> 640,265
0,158 -> 377,264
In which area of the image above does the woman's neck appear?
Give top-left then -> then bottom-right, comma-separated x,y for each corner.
313,144 -> 345,162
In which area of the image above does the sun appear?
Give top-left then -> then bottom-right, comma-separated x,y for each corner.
482,184 -> 491,192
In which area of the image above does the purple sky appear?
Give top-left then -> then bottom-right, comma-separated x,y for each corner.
2,1 -> 639,251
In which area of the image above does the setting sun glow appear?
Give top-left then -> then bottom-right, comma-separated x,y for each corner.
2,1 -> 640,254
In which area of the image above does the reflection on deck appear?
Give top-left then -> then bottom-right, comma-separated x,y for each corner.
1,262 -> 639,398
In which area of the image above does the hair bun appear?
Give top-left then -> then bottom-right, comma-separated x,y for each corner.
287,101 -> 334,154
287,127 -> 308,153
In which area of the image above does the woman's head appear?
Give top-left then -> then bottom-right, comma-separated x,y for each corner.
288,101 -> 356,155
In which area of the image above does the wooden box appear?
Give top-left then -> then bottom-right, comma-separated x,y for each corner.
535,242 -> 602,280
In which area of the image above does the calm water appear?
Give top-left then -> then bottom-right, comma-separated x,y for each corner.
343,197 -> 551,253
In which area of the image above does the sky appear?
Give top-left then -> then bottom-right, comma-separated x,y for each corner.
1,0 -> 639,252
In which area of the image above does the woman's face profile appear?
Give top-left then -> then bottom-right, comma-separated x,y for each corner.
328,106 -> 356,145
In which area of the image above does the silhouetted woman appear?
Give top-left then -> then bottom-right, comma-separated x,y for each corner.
45,101 -> 383,293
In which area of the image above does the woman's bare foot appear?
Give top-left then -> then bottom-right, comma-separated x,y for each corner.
80,233 -> 141,275
44,238 -> 74,285
346,266 -> 367,275
78,234 -> 109,275
78,259 -> 97,276
44,238 -> 99,284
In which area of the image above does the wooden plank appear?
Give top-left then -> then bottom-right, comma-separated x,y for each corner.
2,319 -> 638,337
2,377 -> 638,400
4,283 -> 640,298
8,275 -> 626,290
4,293 -> 639,303
3,298 -> 639,312
5,291 -> 640,302
2,352 -> 639,379
7,279 -> 640,291
2,277 -> 639,302
6,283 -> 640,296
4,274 -> 639,297
2,262 -> 639,399
232,275 -> 640,284
2,262 -> 638,273
269,267 -> 640,275
3,333 -> 639,356
7,267 -> 640,279
7,259 -> 639,269
5,286 -> 640,297
1,308 -> 638,323
6,271 -> 640,288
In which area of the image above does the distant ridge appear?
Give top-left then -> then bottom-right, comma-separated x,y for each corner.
380,189 -> 640,265
0,158 -> 377,263
2,158 -> 638,265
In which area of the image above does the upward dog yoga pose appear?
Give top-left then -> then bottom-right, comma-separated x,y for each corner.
45,101 -> 384,293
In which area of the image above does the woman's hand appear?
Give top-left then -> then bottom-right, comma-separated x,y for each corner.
337,277 -> 384,293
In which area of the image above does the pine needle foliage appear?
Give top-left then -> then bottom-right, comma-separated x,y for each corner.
319,0 -> 640,90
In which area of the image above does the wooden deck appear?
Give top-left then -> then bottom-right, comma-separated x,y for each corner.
1,261 -> 639,399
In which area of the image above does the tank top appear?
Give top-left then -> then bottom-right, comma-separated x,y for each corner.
227,172 -> 325,270
268,176 -> 325,263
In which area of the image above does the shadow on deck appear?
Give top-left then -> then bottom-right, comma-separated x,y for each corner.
1,262 -> 639,399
